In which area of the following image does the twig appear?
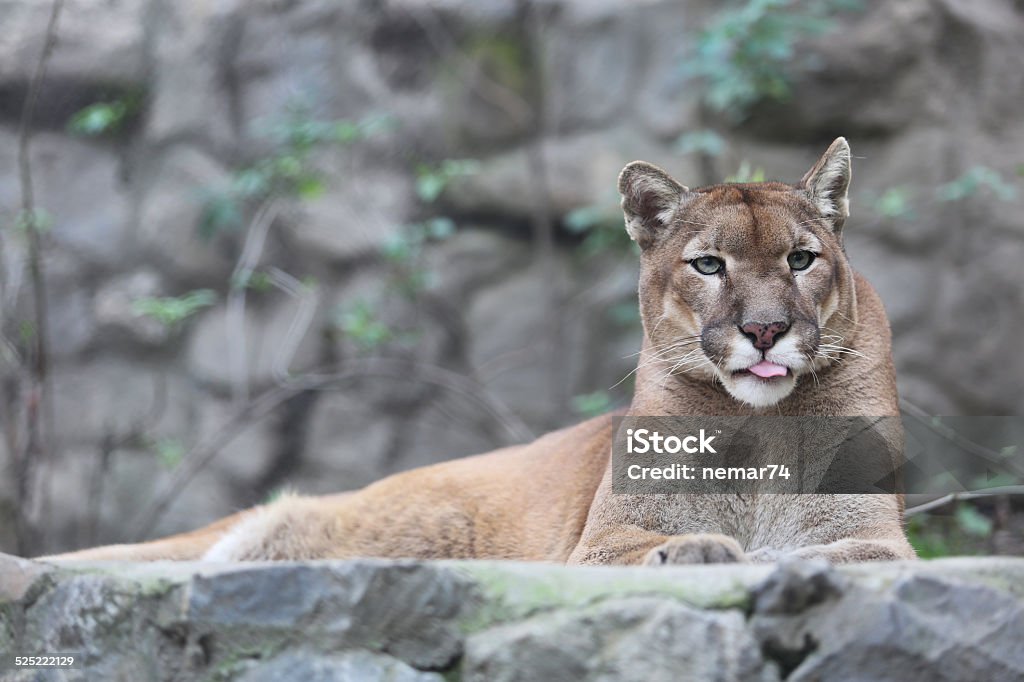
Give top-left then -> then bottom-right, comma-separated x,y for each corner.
11,0 -> 65,556
226,200 -> 281,405
83,376 -> 168,546
904,486 -> 1024,518
518,0 -> 566,425
265,266 -> 319,385
900,399 -> 1024,480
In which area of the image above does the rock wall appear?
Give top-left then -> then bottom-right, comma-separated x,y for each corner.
1,0 -> 1022,554
2,554 -> 1024,680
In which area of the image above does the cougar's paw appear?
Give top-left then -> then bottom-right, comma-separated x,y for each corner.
644,534 -> 746,565
745,547 -> 784,563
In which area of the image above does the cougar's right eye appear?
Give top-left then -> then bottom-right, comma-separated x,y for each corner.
691,256 -> 724,275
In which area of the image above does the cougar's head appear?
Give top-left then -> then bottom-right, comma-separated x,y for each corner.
620,138 -> 858,408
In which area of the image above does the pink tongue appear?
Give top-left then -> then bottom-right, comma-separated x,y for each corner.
747,361 -> 788,378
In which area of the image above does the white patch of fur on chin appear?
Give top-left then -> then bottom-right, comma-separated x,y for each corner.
721,374 -> 797,408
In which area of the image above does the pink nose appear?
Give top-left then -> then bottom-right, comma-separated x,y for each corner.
740,321 -> 790,350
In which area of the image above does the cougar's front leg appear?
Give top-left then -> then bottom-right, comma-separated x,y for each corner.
747,536 -> 916,564
567,524 -> 746,566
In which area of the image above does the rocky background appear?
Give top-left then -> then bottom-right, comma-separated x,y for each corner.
0,0 -> 1022,555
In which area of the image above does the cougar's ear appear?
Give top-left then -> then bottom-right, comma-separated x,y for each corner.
618,161 -> 689,249
800,137 -> 851,232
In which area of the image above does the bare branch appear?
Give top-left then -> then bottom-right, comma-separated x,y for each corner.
900,399 -> 1024,480
904,486 -> 1024,518
10,0 -> 65,556
226,200 -> 282,405
264,266 -> 319,384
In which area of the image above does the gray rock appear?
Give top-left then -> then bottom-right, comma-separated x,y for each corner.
185,293 -> 324,391
93,269 -> 170,346
0,0 -> 146,83
49,359 -> 195,450
0,131 -> 131,269
750,561 -> 1024,681
135,146 -> 236,280
3,556 -> 1024,681
420,228 -> 531,301
465,251 -> 639,431
236,650 -> 444,682
750,557 -> 845,616
186,561 -> 475,670
442,128 -> 700,221
146,0 -> 241,146
465,596 -> 777,682
289,164 -> 413,262
791,0 -> 1024,139
845,232 -> 935,329
297,392 -> 394,494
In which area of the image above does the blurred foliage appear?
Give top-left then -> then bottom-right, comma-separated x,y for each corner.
936,166 -> 1018,202
13,207 -> 53,234
132,289 -> 216,327
906,503 -> 994,559
571,391 -> 613,418
199,107 -> 394,238
676,129 -> 727,157
866,165 -> 1019,223
872,186 -> 917,220
725,161 -> 767,183
263,488 -> 289,505
336,301 -> 397,352
150,437 -> 186,469
18,320 -> 35,346
681,0 -> 862,121
335,167 -> 460,353
564,203 -> 636,257
67,90 -> 144,137
415,160 -> 481,203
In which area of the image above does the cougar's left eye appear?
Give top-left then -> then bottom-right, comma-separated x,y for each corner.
787,250 -> 815,271
691,256 -> 724,275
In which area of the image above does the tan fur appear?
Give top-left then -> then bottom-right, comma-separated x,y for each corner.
39,138 -> 914,566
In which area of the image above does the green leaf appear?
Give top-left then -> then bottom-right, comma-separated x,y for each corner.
424,217 -> 456,240
68,101 -> 129,136
15,208 -> 53,233
153,438 -> 186,469
336,301 -> 394,350
873,187 -> 916,219
132,289 -> 217,327
676,130 -> 727,157
415,160 -> 480,203
680,0 -> 860,120
936,166 -> 1017,202
416,174 -> 447,203
954,503 -> 993,538
564,206 -> 608,234
198,194 -> 243,239
18,321 -> 35,345
725,161 -> 766,183
296,176 -> 326,199
571,391 -> 613,418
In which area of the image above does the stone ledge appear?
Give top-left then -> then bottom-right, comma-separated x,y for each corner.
2,554 -> 1023,681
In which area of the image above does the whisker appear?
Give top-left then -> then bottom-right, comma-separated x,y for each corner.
818,344 -> 869,360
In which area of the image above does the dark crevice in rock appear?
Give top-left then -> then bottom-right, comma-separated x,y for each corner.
750,559 -> 845,616
760,631 -> 818,680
